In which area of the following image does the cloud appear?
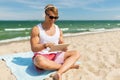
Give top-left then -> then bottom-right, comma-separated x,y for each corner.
0,0 -> 120,20
7,0 -> 104,9
2,0 -> 120,10
2,0 -> 120,11
0,8 -> 43,20
114,15 -> 120,20
82,0 -> 120,12
0,0 -> 45,20
55,0 -> 120,12
9,0 -> 44,9
84,7 -> 120,11
11,0 -> 40,5
55,0 -> 104,8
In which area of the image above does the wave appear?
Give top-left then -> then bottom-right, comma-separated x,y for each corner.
117,23 -> 120,26
64,28 -> 120,37
61,28 -> 69,31
89,28 -> 106,32
0,36 -> 30,43
4,28 -> 31,31
1,28 -> 120,43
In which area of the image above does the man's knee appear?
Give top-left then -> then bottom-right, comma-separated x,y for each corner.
75,50 -> 80,59
66,50 -> 80,59
72,50 -> 80,59
34,55 -> 46,68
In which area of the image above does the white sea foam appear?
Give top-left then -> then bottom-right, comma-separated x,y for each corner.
117,23 -> 120,26
107,24 -> 110,26
64,28 -> 120,37
61,28 -> 69,31
0,36 -> 30,43
4,28 -> 31,31
89,28 -> 106,32
78,28 -> 87,31
1,28 -> 120,43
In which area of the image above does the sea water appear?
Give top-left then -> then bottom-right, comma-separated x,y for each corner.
0,20 -> 120,43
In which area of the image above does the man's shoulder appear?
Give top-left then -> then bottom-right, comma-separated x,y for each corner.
32,23 -> 41,29
32,26 -> 38,30
31,25 -> 39,33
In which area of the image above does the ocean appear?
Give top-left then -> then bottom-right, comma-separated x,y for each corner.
0,20 -> 120,43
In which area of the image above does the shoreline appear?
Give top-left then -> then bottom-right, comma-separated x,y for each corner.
0,29 -> 120,55
1,28 -> 120,44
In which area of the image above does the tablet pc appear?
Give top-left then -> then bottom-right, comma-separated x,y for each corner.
49,43 -> 69,52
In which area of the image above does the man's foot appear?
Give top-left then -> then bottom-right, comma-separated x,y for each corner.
70,64 -> 79,69
49,65 -> 79,80
51,73 -> 61,80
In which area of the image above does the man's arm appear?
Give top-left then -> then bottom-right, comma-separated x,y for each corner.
30,26 -> 45,52
59,29 -> 64,44
58,29 -> 69,51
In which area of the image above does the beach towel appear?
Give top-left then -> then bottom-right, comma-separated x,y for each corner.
0,52 -> 55,80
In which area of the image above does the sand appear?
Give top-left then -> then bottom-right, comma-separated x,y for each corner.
0,30 -> 120,80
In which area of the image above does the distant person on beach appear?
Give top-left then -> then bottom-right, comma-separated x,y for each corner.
30,4 -> 80,80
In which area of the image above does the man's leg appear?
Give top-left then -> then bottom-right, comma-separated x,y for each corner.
34,55 -> 62,70
53,50 -> 80,80
33,54 -> 80,71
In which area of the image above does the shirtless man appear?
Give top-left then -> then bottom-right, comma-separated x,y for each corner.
30,4 -> 80,80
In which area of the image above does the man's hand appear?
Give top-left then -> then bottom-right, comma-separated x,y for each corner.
62,47 -> 68,51
44,43 -> 55,48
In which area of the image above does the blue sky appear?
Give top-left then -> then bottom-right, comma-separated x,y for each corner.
0,0 -> 120,20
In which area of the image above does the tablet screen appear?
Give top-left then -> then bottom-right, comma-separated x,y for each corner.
50,43 -> 69,52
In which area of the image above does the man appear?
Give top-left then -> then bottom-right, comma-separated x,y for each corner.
30,4 -> 80,80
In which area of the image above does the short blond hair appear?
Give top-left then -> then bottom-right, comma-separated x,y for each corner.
44,4 -> 58,16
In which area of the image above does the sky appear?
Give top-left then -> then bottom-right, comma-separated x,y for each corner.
0,0 -> 120,20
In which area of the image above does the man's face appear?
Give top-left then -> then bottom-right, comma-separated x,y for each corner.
45,11 -> 58,24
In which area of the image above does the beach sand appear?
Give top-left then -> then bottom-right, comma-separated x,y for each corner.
0,30 -> 120,80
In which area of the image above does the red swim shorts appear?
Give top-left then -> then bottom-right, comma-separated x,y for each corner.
32,52 -> 65,71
